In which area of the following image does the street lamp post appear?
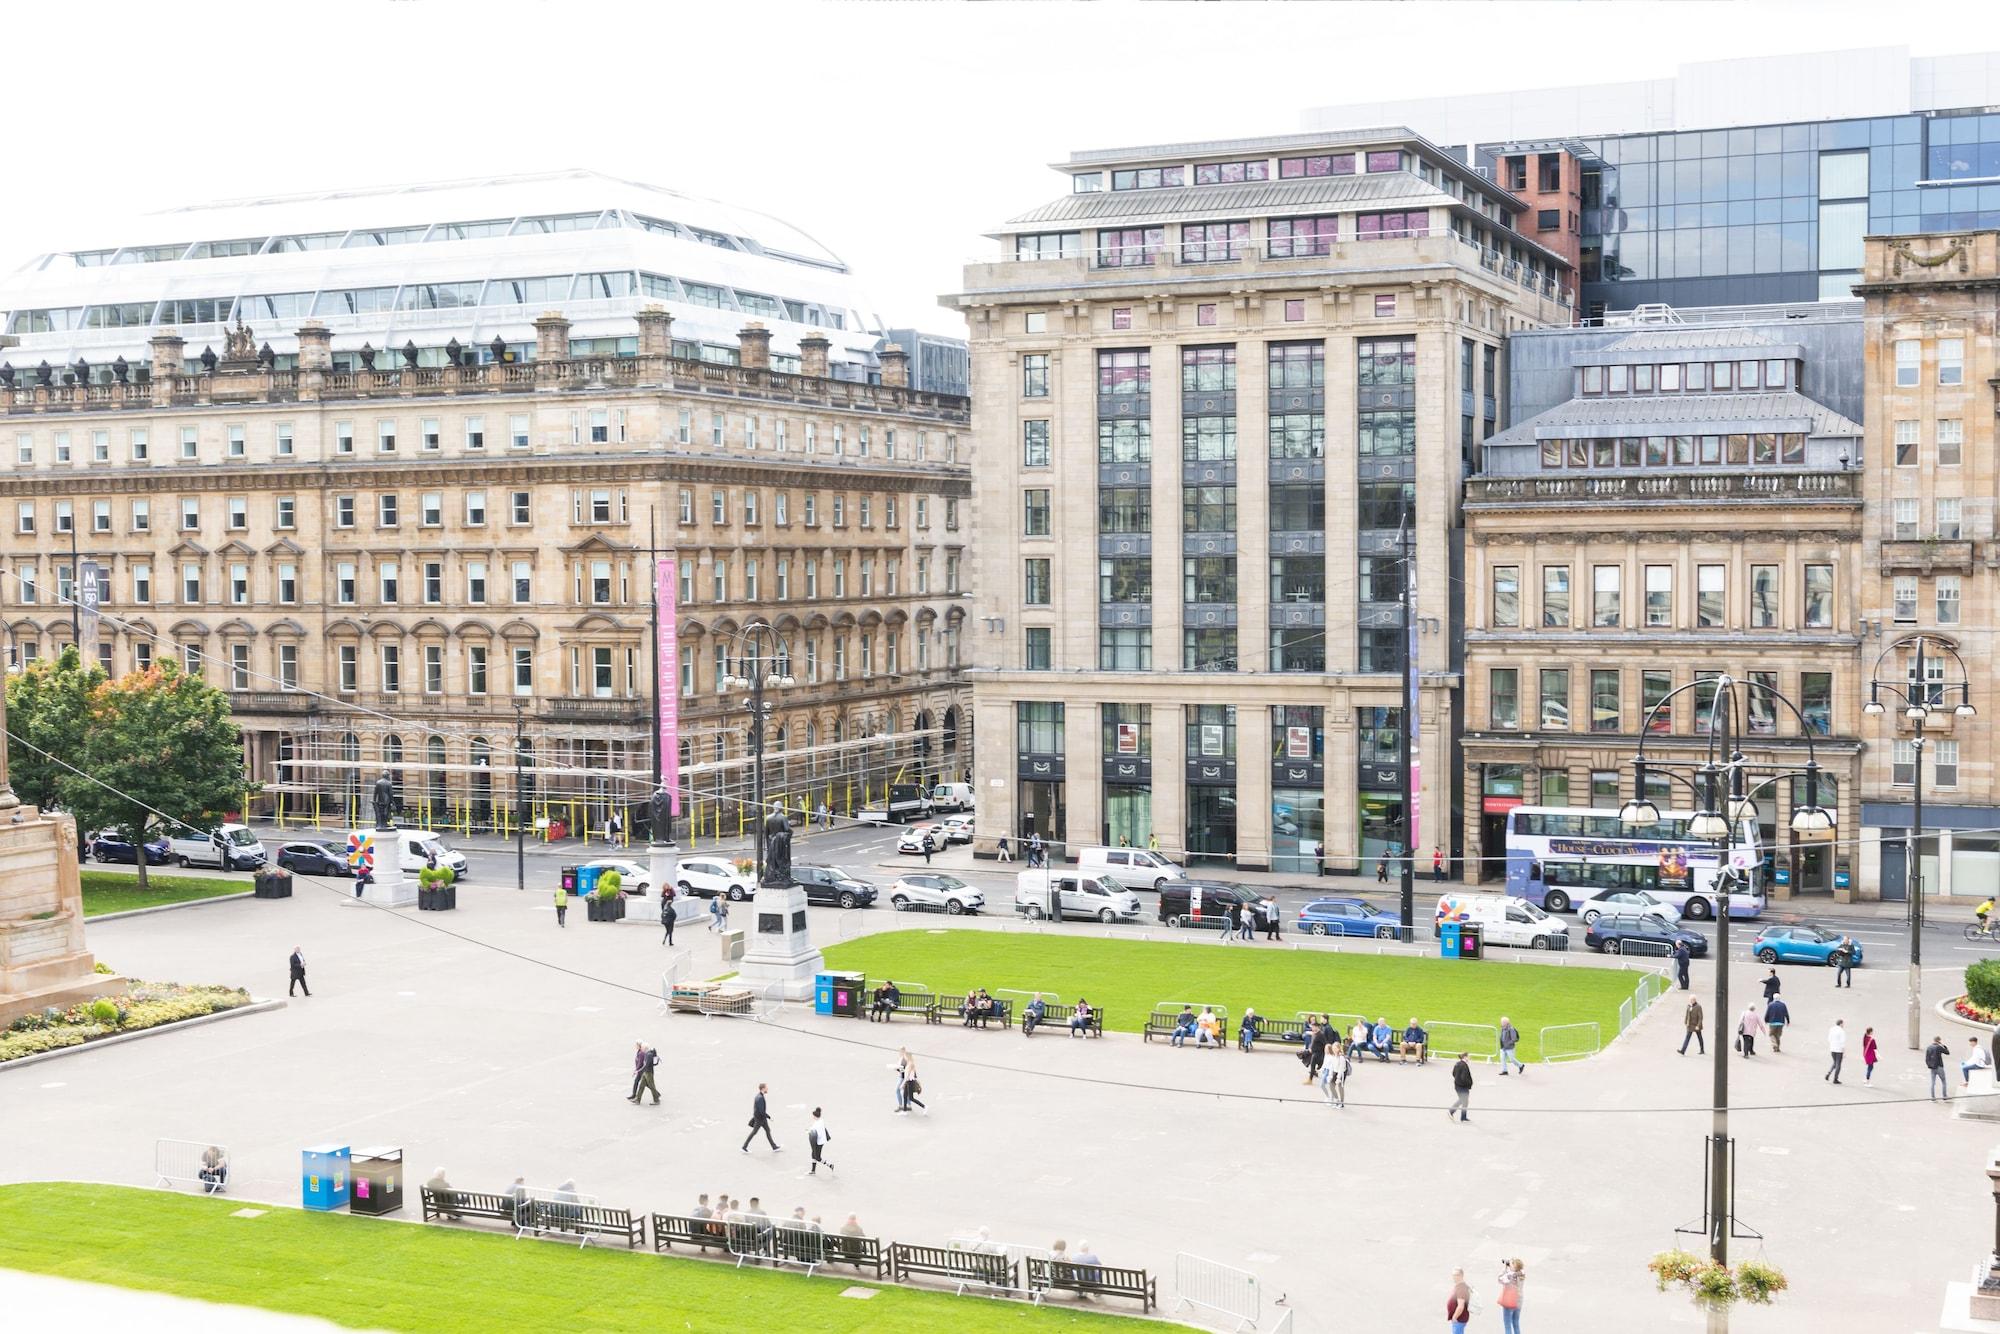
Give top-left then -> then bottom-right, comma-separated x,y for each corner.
1864,633 -> 1976,1050
1623,673 -> 1834,1266
724,622 -> 795,884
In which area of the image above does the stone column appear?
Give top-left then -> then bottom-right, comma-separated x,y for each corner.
1068,701 -> 1102,855
0,679 -> 15,809
635,305 -> 674,357
295,321 -> 332,403
1155,703 -> 1187,861
533,312 -> 571,362
878,342 -> 909,388
149,331 -> 185,379
799,332 -> 831,380
1238,705 -> 1273,870
738,323 -> 772,370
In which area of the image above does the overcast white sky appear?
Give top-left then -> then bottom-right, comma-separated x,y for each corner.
3,0 -> 1990,337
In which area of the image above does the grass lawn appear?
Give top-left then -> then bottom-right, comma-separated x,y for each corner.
0,1183 -> 1144,1333
80,871 -> 245,917
823,929 -> 1644,1061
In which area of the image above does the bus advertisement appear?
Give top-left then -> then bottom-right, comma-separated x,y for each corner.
1504,805 -> 1765,920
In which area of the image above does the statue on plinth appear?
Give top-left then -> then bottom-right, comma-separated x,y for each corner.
650,786 -> 673,845
372,773 -> 396,830
761,802 -> 793,888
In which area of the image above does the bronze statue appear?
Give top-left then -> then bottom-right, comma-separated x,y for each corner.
649,786 -> 672,844
372,773 -> 396,830
760,802 -> 792,887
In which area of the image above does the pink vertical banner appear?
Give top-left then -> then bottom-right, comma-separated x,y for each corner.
655,554 -> 680,815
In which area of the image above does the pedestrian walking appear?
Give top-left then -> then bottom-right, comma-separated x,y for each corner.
893,1047 -> 915,1111
554,883 -> 568,928
1672,938 -> 1692,990
628,1040 -> 647,1101
630,1042 -> 660,1105
807,1107 -> 834,1175
1862,1026 -> 1878,1081
741,1082 -> 780,1152
901,1058 -> 926,1115
1825,1019 -> 1847,1083
818,801 -> 831,831
1234,899 -> 1253,941
1147,833 -> 1159,853
660,885 -> 677,946
1764,995 -> 1789,1051
1834,948 -> 1854,988
1496,1258 -> 1525,1334
1376,856 -> 1389,884
1761,968 -> 1781,1001
1679,997 -> 1705,1055
1320,1041 -> 1350,1108
1446,1267 -> 1472,1334
709,897 -> 727,932
1432,846 -> 1445,882
606,811 -> 622,847
997,835 -> 1013,863
1498,1017 -> 1525,1075
1927,1034 -> 1951,1099
287,946 -> 310,997
1262,896 -> 1282,940
1448,1053 -> 1474,1122
1737,1003 -> 1764,1057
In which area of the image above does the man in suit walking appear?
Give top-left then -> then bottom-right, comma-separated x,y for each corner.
1672,938 -> 1692,990
288,946 -> 310,997
741,1082 -> 780,1153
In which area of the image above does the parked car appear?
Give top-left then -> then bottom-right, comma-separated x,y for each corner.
1297,896 -> 1403,939
1752,923 -> 1862,967
1014,870 -> 1144,923
275,841 -> 357,878
1576,889 -> 1683,926
940,815 -> 975,845
929,782 -> 975,813
896,824 -> 948,855
792,864 -> 877,909
89,829 -> 172,865
1157,880 -> 1262,928
167,823 -> 268,871
887,872 -> 983,915
1584,912 -> 1708,957
1434,893 -> 1570,950
857,783 -> 933,825
579,859 -> 651,895
1077,845 -> 1186,892
674,855 -> 755,901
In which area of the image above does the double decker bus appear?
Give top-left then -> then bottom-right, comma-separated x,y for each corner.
1503,805 -> 1765,920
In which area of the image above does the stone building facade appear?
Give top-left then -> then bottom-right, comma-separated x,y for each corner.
0,308 -> 971,835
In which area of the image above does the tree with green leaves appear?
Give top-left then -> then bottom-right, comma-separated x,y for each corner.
4,647 -> 106,813
58,660 -> 253,892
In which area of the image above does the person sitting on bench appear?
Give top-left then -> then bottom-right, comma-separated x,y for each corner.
1370,1017 -> 1395,1063
1350,1019 -> 1377,1058
1237,1007 -> 1261,1052
1196,1006 -> 1222,1048
424,1166 -> 461,1218
1070,998 -> 1094,1036
199,1145 -> 229,1195
1169,1005 -> 1197,1047
1401,1018 -> 1429,1064
872,982 -> 901,1019
1023,993 -> 1046,1035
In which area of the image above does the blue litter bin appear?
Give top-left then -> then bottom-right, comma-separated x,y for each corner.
302,1144 -> 351,1211
1439,921 -> 1461,958
814,972 -> 836,1015
574,865 -> 602,897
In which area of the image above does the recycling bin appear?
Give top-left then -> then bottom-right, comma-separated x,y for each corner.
1438,921 -> 1461,959
815,971 -> 865,1017
1458,924 -> 1484,959
349,1146 -> 404,1216
301,1144 -> 351,1211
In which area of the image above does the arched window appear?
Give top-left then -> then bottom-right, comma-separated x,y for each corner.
469,736 -> 492,827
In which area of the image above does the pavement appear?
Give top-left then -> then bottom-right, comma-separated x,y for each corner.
5,856 -> 1995,1333
0,1269 -> 359,1333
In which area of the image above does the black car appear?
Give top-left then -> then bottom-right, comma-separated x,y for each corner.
89,830 -> 172,865
1157,880 -> 1269,930
276,841 -> 357,878
792,863 -> 877,909
1584,912 -> 1707,957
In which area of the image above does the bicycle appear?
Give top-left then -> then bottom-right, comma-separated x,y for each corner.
1964,919 -> 1998,942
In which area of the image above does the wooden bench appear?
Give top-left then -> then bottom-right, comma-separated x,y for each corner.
523,1200 -> 644,1248
1028,1257 -> 1157,1311
823,1233 -> 889,1278
1143,1009 -> 1229,1047
867,988 -> 935,1023
421,1187 -> 519,1228
933,994 -> 1013,1030
1026,1002 -> 1103,1038
650,1212 -> 734,1256
890,1242 -> 1019,1295
1238,1017 -> 1310,1051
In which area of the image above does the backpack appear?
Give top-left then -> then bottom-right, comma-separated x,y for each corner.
644,1048 -> 658,1071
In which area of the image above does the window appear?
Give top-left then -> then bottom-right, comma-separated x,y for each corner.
132,563 -> 150,603
465,416 -> 485,450
1936,739 -> 1961,788
1023,489 -> 1051,536
1591,669 -> 1620,732
1894,420 -> 1919,465
1644,565 -> 1672,627
421,561 -> 442,605
1283,299 -> 1304,322
1181,221 -> 1250,263
1022,353 -> 1049,397
1356,210 -> 1427,240
1696,565 -> 1724,628
1099,627 -> 1151,671
377,419 -> 396,453
1939,338 -> 1964,386
1895,340 -> 1920,387
1489,669 -> 1519,728
1939,419 -> 1963,466
1492,566 -> 1519,626
1593,565 -> 1620,626
1025,627 -> 1051,670
1373,294 -> 1396,318
1892,575 -> 1918,623
180,426 -> 198,460
181,562 -> 203,604
381,645 -> 401,694
378,494 -> 398,528
129,428 -> 147,461
1268,215 -> 1338,258
467,561 -> 487,604
280,644 -> 298,690
226,425 -> 245,458
1938,574 -> 1962,625
92,500 -> 110,534
181,497 -> 199,531
424,645 -> 444,694
1279,153 -> 1354,178
1804,564 -> 1833,627
335,562 -> 355,604
468,646 -> 487,695
1024,559 -> 1051,605
1541,567 -> 1570,627
230,564 -> 250,605
1539,668 -> 1569,730
422,418 -> 441,451
335,421 -> 354,455
14,503 -> 29,535
510,414 -> 530,449
338,646 -> 357,693
1893,497 -> 1919,540
1637,669 -> 1670,734
277,563 -> 295,604
513,647 -> 533,695
1750,565 -> 1777,627
1938,497 -> 1963,540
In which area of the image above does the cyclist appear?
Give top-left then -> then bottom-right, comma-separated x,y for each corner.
1980,898 -> 1995,933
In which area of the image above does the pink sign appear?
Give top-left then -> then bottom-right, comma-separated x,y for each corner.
655,555 -> 680,815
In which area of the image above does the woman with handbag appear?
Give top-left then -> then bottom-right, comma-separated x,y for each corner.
1496,1257 -> 1525,1332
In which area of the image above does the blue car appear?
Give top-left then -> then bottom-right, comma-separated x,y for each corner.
1752,923 -> 1862,968
1297,896 -> 1402,939
89,829 -> 171,865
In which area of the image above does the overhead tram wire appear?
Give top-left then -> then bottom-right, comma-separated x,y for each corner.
18,731 -> 1968,1121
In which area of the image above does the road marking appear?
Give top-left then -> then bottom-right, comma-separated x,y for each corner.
1757,1146 -> 1791,1155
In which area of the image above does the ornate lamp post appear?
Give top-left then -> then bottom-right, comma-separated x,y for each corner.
722,621 -> 795,884
1622,673 -> 1834,1266
1863,633 -> 1975,1050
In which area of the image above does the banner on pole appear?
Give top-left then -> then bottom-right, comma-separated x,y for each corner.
655,555 -> 680,815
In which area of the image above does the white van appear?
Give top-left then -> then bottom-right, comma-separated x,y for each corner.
167,823 -> 268,871
1433,893 -> 1569,950
929,782 -> 975,813
1015,870 -> 1145,923
1077,846 -> 1186,892
342,828 -> 469,877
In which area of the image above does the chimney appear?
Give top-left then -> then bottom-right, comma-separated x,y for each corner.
294,321 -> 333,370
878,342 -> 909,389
533,311 -> 571,362
149,331 -> 185,378
738,322 -> 772,370
635,305 -> 674,357
799,330 -> 831,380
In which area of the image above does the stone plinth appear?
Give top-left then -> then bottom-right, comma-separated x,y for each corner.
0,807 -> 124,1026
359,846 -> 414,909
735,883 -> 822,1000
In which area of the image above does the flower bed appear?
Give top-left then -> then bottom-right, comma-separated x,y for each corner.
1,982 -> 252,1063
1951,994 -> 2000,1024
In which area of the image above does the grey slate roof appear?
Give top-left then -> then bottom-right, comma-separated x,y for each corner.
1006,173 -> 1445,230
1603,326 -> 1782,351
1484,389 -> 1864,447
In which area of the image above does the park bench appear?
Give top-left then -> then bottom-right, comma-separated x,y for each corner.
867,986 -> 936,1023
1024,1001 -> 1103,1038
1237,1017 -> 1309,1050
649,1212 -> 734,1256
890,1242 -> 1019,1295
522,1200 -> 645,1248
1027,1257 -> 1157,1311
421,1187 -> 519,1228
823,1232 -> 889,1278
932,994 -> 1013,1029
1143,1005 -> 1228,1048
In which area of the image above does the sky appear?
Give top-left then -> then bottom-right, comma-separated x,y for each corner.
1,0 -> 1992,338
